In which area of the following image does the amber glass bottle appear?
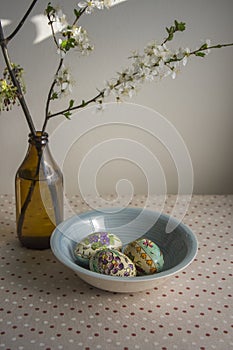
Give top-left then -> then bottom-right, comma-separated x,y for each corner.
15,132 -> 63,249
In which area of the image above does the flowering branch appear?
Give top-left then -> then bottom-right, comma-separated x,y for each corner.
44,39 -> 233,120
43,57 -> 64,132
41,3 -> 91,132
0,21 -> 36,136
41,10 -> 233,121
0,0 -> 39,136
0,0 -> 233,135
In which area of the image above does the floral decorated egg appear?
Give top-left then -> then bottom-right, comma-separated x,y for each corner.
124,238 -> 164,275
74,232 -> 122,267
89,248 -> 136,277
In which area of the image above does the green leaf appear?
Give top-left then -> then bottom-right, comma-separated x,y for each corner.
195,52 -> 206,57
69,99 -> 74,108
45,2 -> 55,15
166,24 -> 174,33
74,8 -> 81,18
199,43 -> 208,50
60,40 -> 67,49
63,111 -> 72,119
167,33 -> 174,41
60,37 -> 77,52
174,20 -> 186,32
51,92 -> 58,100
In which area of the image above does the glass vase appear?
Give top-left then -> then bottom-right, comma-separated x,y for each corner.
15,131 -> 63,249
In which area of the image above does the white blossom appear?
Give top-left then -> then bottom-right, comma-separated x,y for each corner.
103,81 -> 115,97
72,26 -> 94,55
50,7 -> 94,56
57,39 -> 66,58
78,1 -> 109,14
78,1 -> 96,14
102,42 -> 194,101
95,100 -> 106,112
45,9 -> 217,113
53,8 -> 68,31
55,66 -> 73,98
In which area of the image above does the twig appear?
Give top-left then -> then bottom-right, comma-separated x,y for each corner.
5,0 -> 39,43
0,21 -> 36,136
41,4 -> 89,129
190,42 -> 233,55
73,7 -> 87,26
46,90 -> 104,120
42,58 -> 64,132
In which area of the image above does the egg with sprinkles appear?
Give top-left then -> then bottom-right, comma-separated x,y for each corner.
124,238 -> 164,275
74,232 -> 122,268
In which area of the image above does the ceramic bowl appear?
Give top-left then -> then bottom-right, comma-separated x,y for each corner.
50,207 -> 198,293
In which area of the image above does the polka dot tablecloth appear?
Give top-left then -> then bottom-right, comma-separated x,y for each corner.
0,194 -> 232,350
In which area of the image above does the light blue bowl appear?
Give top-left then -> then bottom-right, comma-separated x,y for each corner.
50,207 -> 198,293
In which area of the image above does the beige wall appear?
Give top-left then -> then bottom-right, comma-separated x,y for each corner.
0,0 -> 233,195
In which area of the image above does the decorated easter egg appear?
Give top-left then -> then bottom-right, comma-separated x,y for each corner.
89,248 -> 136,277
124,238 -> 164,275
74,232 -> 122,267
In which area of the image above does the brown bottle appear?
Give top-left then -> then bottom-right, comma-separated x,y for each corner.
15,131 -> 63,249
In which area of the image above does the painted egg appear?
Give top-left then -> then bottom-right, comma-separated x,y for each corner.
124,238 -> 164,275
74,232 -> 122,268
89,248 -> 136,277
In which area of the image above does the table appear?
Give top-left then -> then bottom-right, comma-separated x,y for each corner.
0,194 -> 232,350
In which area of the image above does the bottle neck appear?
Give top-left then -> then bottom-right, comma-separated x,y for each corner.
29,131 -> 49,147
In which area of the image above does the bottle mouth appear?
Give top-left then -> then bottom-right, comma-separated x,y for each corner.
29,131 -> 48,145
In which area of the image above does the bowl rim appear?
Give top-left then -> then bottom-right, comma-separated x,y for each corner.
50,207 -> 198,283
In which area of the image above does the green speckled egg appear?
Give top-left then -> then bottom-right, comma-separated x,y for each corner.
89,248 -> 136,277
74,232 -> 122,268
124,238 -> 164,275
